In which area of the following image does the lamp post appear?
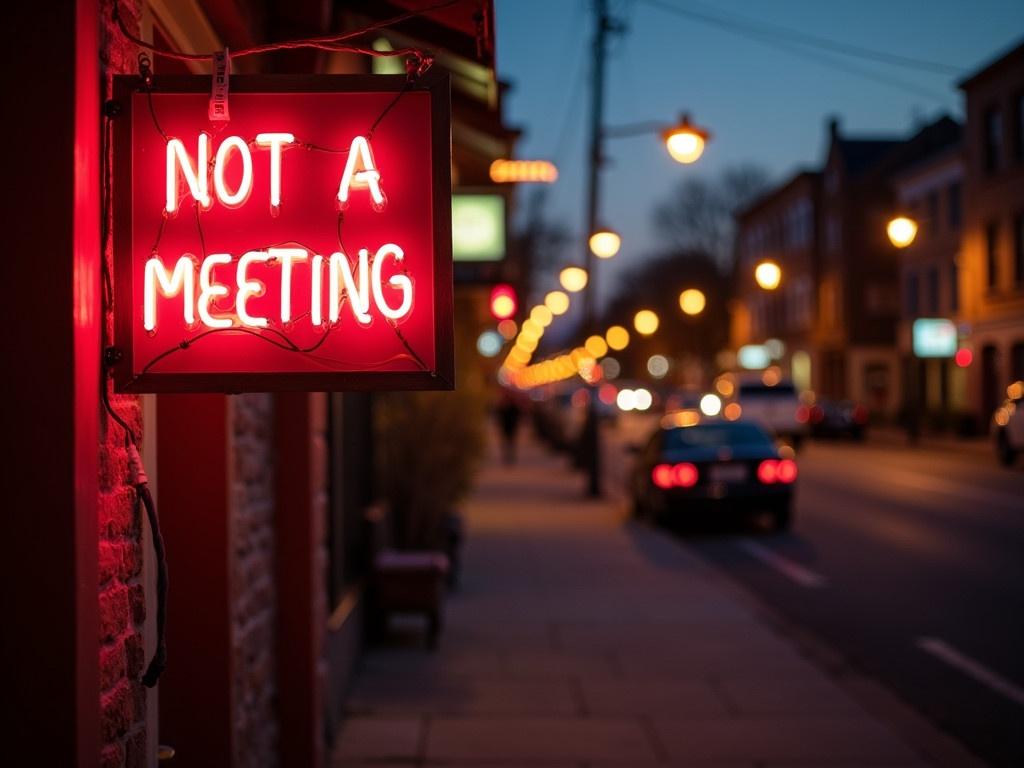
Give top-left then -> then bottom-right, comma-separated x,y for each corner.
579,0 -> 709,496
579,0 -> 619,497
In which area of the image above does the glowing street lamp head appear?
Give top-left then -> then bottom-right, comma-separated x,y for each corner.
589,228 -> 621,259
633,309 -> 659,336
679,288 -> 706,316
559,266 -> 589,293
754,259 -> 782,291
887,216 -> 918,248
663,115 -> 710,164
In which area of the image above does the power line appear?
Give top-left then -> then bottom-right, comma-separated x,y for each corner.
638,0 -> 955,102
640,0 -> 963,76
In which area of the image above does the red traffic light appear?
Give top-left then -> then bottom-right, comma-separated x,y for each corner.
489,284 -> 517,320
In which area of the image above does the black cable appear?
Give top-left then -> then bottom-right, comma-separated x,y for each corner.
137,481 -> 168,688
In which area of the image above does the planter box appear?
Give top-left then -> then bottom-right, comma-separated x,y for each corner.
372,550 -> 449,648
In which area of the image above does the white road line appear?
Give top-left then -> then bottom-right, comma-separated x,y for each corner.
916,636 -> 1024,707
737,540 -> 827,588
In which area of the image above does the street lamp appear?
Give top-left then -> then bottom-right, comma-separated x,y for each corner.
754,259 -> 782,291
887,216 -> 918,248
679,288 -> 706,316
577,0 -> 710,497
663,114 -> 710,164
589,228 -> 621,259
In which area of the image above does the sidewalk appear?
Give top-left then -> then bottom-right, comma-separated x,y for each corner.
332,434 -> 965,767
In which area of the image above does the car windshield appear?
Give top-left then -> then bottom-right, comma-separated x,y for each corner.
664,422 -> 774,450
739,382 -> 796,396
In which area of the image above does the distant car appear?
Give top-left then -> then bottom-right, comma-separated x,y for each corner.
805,398 -> 869,440
735,379 -> 808,447
992,381 -> 1024,466
629,419 -> 796,530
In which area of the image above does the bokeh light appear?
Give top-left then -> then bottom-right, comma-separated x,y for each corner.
633,309 -> 659,336
679,288 -> 706,316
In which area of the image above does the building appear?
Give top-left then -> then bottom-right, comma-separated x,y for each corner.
958,40 -> 1024,424
733,171 -> 821,392
817,115 -> 961,416
4,2 -> 509,766
891,140 -> 969,430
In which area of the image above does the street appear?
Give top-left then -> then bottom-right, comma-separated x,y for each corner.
608,419 -> 1024,766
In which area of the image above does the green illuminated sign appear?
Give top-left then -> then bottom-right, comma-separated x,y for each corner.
452,194 -> 505,261
912,318 -> 957,358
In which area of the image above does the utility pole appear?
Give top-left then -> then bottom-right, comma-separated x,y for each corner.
581,0 -> 619,497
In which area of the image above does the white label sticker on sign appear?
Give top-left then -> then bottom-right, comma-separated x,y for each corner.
209,49 -> 230,122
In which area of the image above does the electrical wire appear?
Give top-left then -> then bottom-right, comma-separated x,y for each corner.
112,0 -> 473,65
639,0 -> 962,76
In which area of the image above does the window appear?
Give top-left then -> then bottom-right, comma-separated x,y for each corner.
1013,341 -> 1024,383
1016,92 -> 1024,162
984,106 -> 1003,173
947,181 -> 961,230
986,221 -> 1000,289
826,213 -> 841,253
927,190 -> 940,236
1016,213 -> 1024,285
927,267 -> 939,314
906,270 -> 919,316
951,260 -> 959,313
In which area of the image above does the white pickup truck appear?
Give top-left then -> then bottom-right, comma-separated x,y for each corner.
735,379 -> 809,448
993,381 -> 1024,466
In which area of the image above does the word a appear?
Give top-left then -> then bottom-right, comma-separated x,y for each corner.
166,134 -> 385,215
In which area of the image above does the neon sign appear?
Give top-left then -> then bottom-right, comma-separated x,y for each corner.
112,75 -> 453,392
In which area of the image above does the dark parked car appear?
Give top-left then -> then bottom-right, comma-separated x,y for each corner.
803,399 -> 869,440
629,419 -> 796,530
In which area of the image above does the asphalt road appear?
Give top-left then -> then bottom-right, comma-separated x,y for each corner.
607,419 -> 1024,767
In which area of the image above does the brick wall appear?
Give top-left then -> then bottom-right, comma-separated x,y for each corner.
99,2 -> 149,766
230,394 -> 280,768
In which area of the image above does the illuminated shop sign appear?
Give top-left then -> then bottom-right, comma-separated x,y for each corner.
111,75 -> 453,392
912,318 -> 957,358
451,193 -> 506,261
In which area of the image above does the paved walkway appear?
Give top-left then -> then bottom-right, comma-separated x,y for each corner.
332,434 -> 966,767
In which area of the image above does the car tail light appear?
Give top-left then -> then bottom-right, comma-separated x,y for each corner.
776,458 -> 798,483
758,459 -> 798,484
796,405 -> 810,423
852,405 -> 868,424
672,462 -> 699,488
652,464 -> 674,489
652,462 -> 699,489
757,459 -> 778,484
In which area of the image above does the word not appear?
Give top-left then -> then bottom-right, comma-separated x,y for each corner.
165,133 -> 385,215
143,244 -> 412,331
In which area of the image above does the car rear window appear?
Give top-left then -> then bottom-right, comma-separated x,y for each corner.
738,383 -> 796,396
664,423 -> 774,449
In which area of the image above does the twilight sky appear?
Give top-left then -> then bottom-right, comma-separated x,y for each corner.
494,0 -> 1024,306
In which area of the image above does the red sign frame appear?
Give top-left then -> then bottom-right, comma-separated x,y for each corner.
111,73 -> 453,392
